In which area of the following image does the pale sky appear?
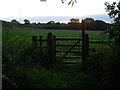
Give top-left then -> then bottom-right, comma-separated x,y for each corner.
0,0 -> 116,18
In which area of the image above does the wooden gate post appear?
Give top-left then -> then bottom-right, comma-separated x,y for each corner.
82,19 -> 89,70
82,34 -> 89,70
81,19 -> 85,39
53,35 -> 56,63
82,19 -> 86,63
85,34 -> 89,59
47,32 -> 54,64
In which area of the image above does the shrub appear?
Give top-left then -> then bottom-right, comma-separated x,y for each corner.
101,45 -> 120,88
18,45 -> 53,67
87,43 -> 120,88
2,75 -> 17,88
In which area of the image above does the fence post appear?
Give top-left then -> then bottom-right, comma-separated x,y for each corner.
82,36 -> 85,69
47,32 -> 54,64
81,19 -> 85,39
82,19 -> 85,65
85,34 -> 89,59
82,19 -> 88,70
82,34 -> 89,70
53,35 -> 56,63
32,36 -> 37,48
39,36 -> 43,59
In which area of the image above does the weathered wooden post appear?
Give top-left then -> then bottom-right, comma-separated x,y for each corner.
82,19 -> 85,39
47,32 -> 54,64
82,19 -> 85,61
81,19 -> 86,70
84,34 -> 89,60
32,36 -> 37,48
85,34 -> 89,59
82,34 -> 89,70
53,35 -> 56,63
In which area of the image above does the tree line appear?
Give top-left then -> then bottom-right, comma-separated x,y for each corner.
2,18 -> 111,31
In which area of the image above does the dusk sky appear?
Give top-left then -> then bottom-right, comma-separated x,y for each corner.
0,0 -> 115,19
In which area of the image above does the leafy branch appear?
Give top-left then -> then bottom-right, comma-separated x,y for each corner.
105,1 -> 120,22
61,0 -> 77,6
40,0 -> 77,6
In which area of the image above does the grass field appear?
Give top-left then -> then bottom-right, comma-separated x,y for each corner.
3,27 -> 107,39
3,27 -> 108,46
3,27 -> 109,50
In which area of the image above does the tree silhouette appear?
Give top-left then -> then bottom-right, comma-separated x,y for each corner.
11,19 -> 19,24
24,19 -> 30,25
105,1 -> 120,39
105,1 -> 120,23
47,21 -> 55,24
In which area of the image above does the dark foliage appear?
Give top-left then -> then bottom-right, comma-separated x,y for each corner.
2,19 -> 110,30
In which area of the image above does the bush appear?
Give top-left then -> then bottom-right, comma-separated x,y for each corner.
101,45 -> 120,88
18,45 -> 54,67
87,43 -> 120,88
2,75 -> 17,88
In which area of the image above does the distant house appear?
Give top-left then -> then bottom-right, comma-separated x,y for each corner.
70,18 -> 80,23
